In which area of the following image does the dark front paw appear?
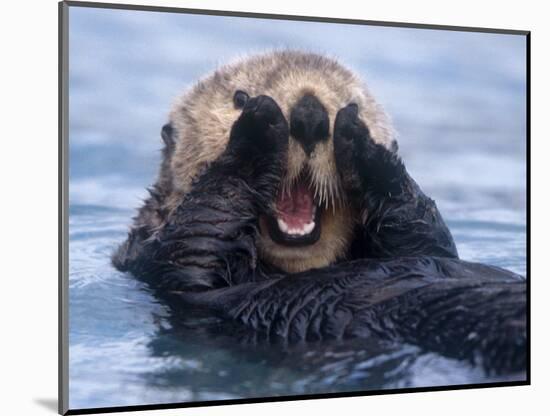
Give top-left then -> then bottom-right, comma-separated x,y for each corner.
227,95 -> 289,163
333,103 -> 367,201
220,95 -> 289,202
334,104 -> 404,200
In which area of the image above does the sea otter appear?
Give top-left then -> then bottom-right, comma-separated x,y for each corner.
113,51 -> 526,375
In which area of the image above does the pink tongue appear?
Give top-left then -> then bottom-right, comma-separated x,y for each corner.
276,180 -> 314,229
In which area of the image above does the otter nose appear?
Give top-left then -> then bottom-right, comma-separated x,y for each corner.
290,94 -> 329,155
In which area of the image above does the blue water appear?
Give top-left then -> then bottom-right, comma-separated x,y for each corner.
67,7 -> 527,410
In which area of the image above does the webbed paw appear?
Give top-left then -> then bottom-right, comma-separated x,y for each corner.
334,103 -> 404,201
221,95 -> 289,202
227,95 -> 289,162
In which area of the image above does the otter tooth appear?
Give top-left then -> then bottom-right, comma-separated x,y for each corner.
304,222 -> 315,234
277,218 -> 289,233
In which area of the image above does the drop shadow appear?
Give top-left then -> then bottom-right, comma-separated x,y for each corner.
34,398 -> 58,413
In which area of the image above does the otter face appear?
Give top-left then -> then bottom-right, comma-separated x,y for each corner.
168,51 -> 396,273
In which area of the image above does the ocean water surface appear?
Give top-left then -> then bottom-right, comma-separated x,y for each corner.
68,7 -> 527,410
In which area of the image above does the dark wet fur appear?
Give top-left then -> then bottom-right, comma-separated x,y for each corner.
113,96 -> 526,375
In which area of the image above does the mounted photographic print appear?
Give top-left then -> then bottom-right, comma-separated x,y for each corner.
59,1 -> 530,414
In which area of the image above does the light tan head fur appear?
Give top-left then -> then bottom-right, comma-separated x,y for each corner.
167,50 -> 396,273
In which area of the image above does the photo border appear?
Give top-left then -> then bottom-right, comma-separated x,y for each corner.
58,1 -> 531,414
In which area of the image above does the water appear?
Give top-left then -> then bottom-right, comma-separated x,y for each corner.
67,6 -> 527,410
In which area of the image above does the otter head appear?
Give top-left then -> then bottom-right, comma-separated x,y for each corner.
167,50 -> 396,273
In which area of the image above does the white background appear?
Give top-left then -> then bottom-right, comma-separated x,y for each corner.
0,0 -> 547,415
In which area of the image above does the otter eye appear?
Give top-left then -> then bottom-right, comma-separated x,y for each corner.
233,90 -> 249,109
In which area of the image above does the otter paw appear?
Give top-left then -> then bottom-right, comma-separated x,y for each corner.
333,103 -> 371,198
334,103 -> 403,198
228,95 -> 289,159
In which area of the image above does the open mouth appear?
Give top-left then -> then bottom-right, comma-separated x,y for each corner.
266,175 -> 322,246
